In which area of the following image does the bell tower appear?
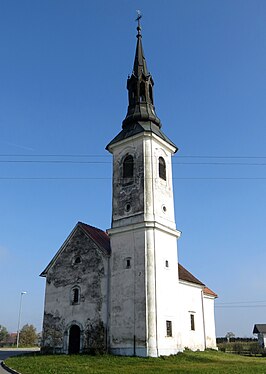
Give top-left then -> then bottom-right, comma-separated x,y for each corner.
106,16 -> 181,357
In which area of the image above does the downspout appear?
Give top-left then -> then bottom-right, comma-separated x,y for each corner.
201,289 -> 207,350
151,137 -> 159,357
106,254 -> 111,353
132,229 -> 137,356
153,228 -> 159,357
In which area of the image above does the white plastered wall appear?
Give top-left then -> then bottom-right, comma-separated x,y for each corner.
108,227 -> 147,356
178,281 -> 206,351
203,294 -> 217,349
153,228 -> 182,355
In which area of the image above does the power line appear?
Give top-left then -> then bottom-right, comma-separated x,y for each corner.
2,154 -> 266,158
217,300 -> 266,304
0,160 -> 111,164
0,154 -> 110,157
2,160 -> 266,166
1,177 -> 266,180
216,300 -> 266,309
180,156 -> 266,159
216,304 -> 266,308
175,162 -> 266,165
0,177 -> 111,180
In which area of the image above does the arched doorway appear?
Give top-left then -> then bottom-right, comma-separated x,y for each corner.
68,324 -> 80,354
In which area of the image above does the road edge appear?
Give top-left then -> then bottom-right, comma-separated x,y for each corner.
1,361 -> 21,374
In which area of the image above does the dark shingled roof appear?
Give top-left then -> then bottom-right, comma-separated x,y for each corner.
253,324 -> 266,334
106,121 -> 177,151
78,222 -> 111,255
106,21 -> 177,151
178,263 -> 205,286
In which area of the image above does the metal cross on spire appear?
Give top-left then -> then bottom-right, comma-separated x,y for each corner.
136,10 -> 142,35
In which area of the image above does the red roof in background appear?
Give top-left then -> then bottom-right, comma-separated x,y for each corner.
179,264 -> 217,298
178,263 -> 204,286
203,286 -> 218,298
78,222 -> 111,255
78,223 -> 216,295
42,221 -> 216,297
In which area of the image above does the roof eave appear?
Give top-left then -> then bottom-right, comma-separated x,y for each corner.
179,279 -> 204,289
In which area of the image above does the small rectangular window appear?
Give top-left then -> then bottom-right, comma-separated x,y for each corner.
190,314 -> 195,331
166,320 -> 172,337
125,257 -> 131,269
165,260 -> 169,268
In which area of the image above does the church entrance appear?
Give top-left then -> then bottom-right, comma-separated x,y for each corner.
68,324 -> 80,354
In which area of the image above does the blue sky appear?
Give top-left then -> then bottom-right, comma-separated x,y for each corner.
1,0 -> 266,338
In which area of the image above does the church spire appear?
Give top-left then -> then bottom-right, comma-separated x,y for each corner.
122,13 -> 161,129
107,14 -> 177,151
132,13 -> 149,78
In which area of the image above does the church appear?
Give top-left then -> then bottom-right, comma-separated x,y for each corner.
40,19 -> 217,357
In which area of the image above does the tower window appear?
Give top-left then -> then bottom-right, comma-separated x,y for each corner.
123,155 -> 134,178
190,314 -> 195,331
166,320 -> 172,337
129,90 -> 136,105
159,157 -> 166,181
74,256 -> 81,264
140,82 -> 146,102
165,260 -> 169,268
149,85 -> 153,104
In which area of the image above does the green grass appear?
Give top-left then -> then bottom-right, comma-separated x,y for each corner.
5,350 -> 266,374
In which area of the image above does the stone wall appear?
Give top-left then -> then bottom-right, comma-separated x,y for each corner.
41,226 -> 109,353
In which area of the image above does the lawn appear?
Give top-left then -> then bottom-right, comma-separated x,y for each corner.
5,350 -> 266,374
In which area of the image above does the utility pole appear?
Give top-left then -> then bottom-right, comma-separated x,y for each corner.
16,291 -> 27,348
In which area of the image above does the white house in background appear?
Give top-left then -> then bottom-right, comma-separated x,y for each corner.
253,324 -> 266,348
40,19 -> 217,357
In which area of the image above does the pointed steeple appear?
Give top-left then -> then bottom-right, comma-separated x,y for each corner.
106,15 -> 177,152
132,21 -> 149,78
122,15 -> 161,128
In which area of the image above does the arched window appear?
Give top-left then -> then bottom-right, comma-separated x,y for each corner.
129,89 -> 136,105
140,82 -> 146,102
149,85 -> 153,104
159,157 -> 166,181
123,155 -> 134,178
72,287 -> 80,304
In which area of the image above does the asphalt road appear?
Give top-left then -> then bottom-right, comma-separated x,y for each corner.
0,348 -> 40,373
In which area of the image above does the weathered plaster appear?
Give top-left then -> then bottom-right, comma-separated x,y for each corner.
41,226 -> 109,354
41,126 -> 217,357
108,133 -> 181,357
